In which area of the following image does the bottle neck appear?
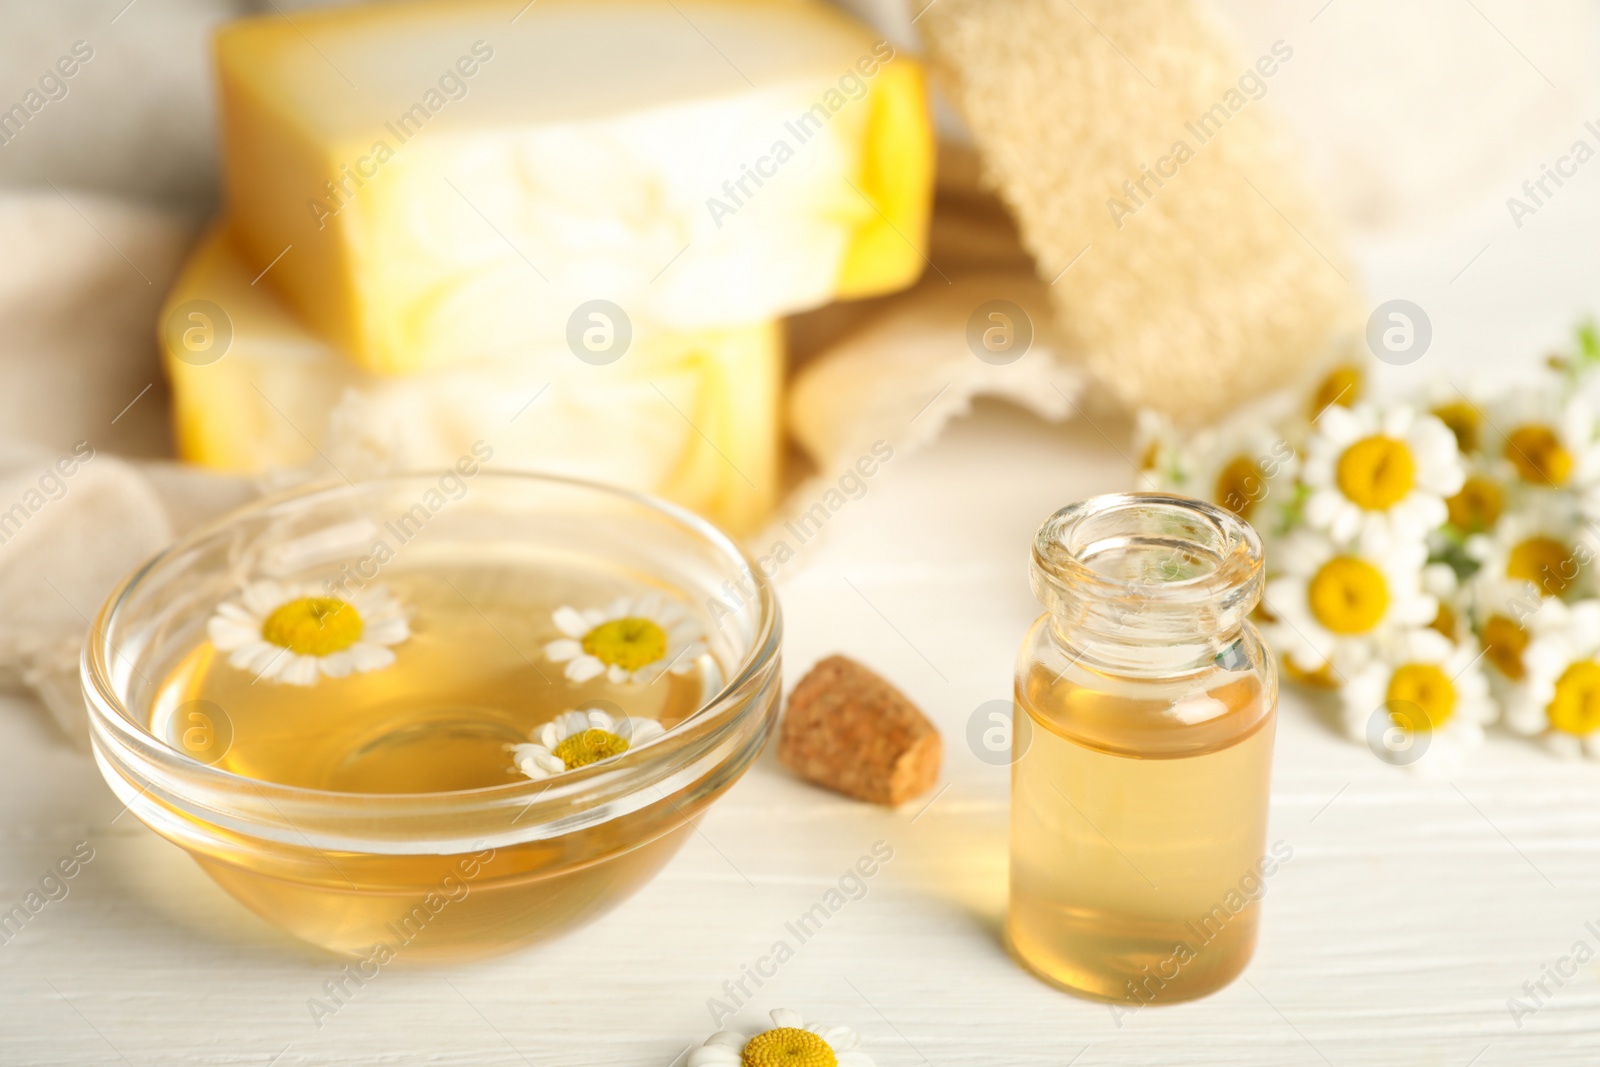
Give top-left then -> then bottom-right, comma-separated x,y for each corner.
1030,493 -> 1264,676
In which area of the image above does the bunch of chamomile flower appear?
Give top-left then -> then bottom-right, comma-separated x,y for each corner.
1137,323 -> 1600,771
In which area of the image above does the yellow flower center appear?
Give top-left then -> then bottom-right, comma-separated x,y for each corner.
1307,557 -> 1389,635
1336,435 -> 1416,510
741,1029 -> 837,1067
1506,536 -> 1577,598
552,728 -> 630,769
1430,401 -> 1481,453
1214,455 -> 1266,519
1505,424 -> 1574,486
581,616 -> 667,672
1445,475 -> 1503,533
1385,663 -> 1457,731
1429,601 -> 1457,641
1481,614 -> 1528,680
1549,660 -> 1600,736
1309,364 -> 1362,418
260,596 -> 363,656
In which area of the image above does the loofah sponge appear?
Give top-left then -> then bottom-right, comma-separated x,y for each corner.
920,0 -> 1361,425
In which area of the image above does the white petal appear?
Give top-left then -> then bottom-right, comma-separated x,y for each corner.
565,656 -> 607,683
606,664 -> 629,684
626,719 -> 665,745
317,650 -> 357,678
347,643 -> 396,672
281,655 -> 321,687
362,618 -> 410,646
669,643 -> 706,672
242,581 -> 290,614
544,638 -> 583,663
207,617 -> 260,652
704,1030 -> 748,1050
818,1025 -> 860,1050
770,1008 -> 805,1029
554,710 -> 590,738
553,607 -> 589,638
585,707 -> 617,732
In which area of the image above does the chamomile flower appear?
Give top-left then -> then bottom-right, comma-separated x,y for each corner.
510,706 -> 665,780
1340,627 -> 1494,774
1134,410 -> 1297,526
1488,385 -> 1600,491
1466,503 -> 1594,607
1302,403 -> 1464,550
206,581 -> 408,686
1503,598 -> 1600,758
544,594 -> 706,684
689,1009 -> 875,1067
1263,529 -> 1435,677
1305,361 -> 1365,421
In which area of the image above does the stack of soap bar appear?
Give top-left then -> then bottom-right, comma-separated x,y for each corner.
163,225 -> 781,535
213,0 -> 933,373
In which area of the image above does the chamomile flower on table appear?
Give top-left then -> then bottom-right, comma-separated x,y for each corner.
1135,409 -> 1298,525
1487,385 -> 1600,492
1262,529 -> 1436,679
1340,627 -> 1495,774
1465,503 -> 1594,607
1301,402 -> 1464,550
1504,598 -> 1600,758
207,581 -> 409,686
1305,361 -> 1365,420
544,593 -> 706,684
510,706 -> 665,780
689,1008 -> 875,1067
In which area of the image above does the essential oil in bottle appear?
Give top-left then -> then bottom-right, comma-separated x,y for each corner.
1008,493 -> 1278,1004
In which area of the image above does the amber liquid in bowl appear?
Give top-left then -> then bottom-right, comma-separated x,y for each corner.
145,555 -> 743,961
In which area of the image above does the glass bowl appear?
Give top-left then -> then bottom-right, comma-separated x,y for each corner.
82,472 -> 781,961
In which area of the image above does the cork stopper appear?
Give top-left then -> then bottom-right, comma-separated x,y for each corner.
778,656 -> 942,806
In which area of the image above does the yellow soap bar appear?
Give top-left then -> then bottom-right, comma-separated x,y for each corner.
214,0 -> 932,375
161,224 -> 781,536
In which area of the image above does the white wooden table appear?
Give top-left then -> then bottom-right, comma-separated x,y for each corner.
4,187 -> 1600,1066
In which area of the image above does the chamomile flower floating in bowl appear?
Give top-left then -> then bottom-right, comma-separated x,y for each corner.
545,594 -> 707,684
1301,402 -> 1464,550
511,706 -> 666,780
207,581 -> 409,685
690,1008 -> 875,1067
85,472 -> 782,960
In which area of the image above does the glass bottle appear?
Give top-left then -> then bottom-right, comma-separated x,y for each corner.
1009,492 -> 1279,1004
